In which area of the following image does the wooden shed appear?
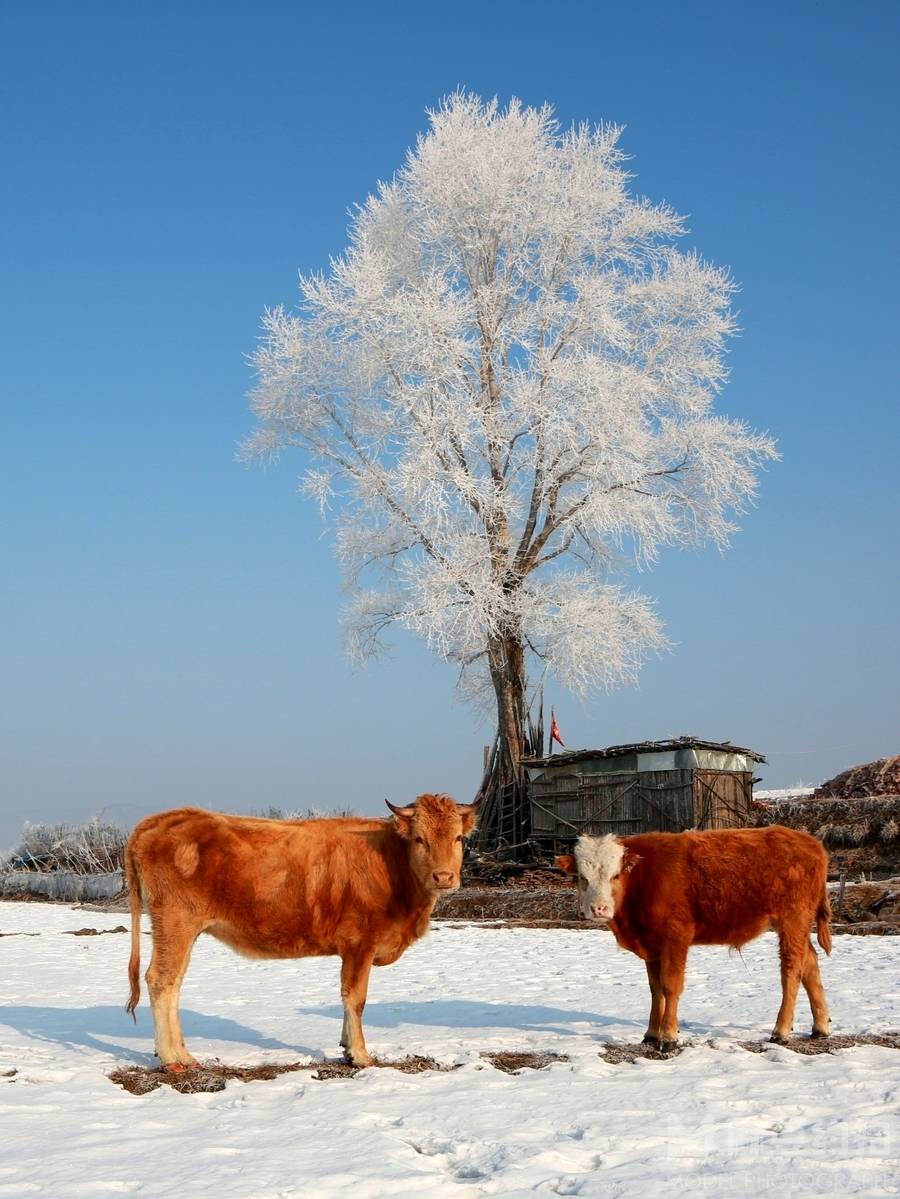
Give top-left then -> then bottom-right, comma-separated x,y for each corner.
525,736 -> 765,852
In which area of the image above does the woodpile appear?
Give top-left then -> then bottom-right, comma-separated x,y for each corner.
462,853 -> 568,890
813,756 -> 900,799
834,879 -> 900,926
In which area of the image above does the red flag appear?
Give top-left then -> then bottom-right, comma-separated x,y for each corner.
550,709 -> 566,748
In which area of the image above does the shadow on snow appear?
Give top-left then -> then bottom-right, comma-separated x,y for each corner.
295,998 -> 641,1036
0,1005 -> 307,1062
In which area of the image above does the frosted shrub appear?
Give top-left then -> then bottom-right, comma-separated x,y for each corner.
7,818 -> 128,875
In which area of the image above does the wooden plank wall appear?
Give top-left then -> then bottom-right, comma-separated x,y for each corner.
692,770 -> 753,829
530,768 -> 754,846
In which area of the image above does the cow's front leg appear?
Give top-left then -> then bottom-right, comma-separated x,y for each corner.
339,950 -> 374,1067
643,959 -> 666,1045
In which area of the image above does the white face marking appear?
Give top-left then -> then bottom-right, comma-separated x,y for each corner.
573,835 -> 626,920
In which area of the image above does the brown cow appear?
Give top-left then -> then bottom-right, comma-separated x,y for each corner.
556,826 -> 831,1050
125,794 -> 478,1070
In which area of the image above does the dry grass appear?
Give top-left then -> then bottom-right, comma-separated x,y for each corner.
439,918 -> 597,930
753,792 -> 900,875
435,887 -> 577,922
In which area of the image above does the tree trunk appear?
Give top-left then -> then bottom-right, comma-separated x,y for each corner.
488,631 -> 527,785
469,630 -> 534,857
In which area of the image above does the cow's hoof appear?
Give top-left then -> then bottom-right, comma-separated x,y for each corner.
810,1028 -> 830,1040
163,1060 -> 198,1074
642,1034 -> 660,1046
657,1039 -> 678,1054
769,1033 -> 789,1046
344,1049 -> 374,1068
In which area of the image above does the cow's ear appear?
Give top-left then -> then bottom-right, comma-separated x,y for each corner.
458,803 -> 479,836
385,799 -> 414,839
554,854 -> 577,875
623,852 -> 641,874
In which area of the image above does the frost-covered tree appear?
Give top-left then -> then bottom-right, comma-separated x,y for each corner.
244,93 -> 777,789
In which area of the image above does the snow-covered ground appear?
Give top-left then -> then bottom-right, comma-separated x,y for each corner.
754,788 -> 816,802
1,902 -> 898,1199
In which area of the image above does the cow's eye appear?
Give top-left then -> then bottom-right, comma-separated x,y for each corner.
578,877 -> 586,888
414,836 -> 425,846
610,873 -> 619,881
455,835 -> 463,843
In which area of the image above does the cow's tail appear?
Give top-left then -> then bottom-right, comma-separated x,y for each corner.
125,842 -> 143,1019
816,883 -> 833,956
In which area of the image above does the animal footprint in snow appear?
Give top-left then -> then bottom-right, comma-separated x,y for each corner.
404,1136 -> 454,1157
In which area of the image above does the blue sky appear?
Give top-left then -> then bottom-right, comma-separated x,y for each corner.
1,1 -> 898,848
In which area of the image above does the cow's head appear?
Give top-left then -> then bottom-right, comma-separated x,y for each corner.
386,793 -> 479,894
555,834 -> 640,921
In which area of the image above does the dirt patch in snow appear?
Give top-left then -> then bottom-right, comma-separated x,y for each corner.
310,1054 -> 455,1081
109,1052 -> 577,1094
596,1034 -> 900,1063
480,1050 -> 569,1073
740,1033 -> 900,1055
108,1055 -> 459,1094
63,925 -> 128,936
599,1041 -> 686,1063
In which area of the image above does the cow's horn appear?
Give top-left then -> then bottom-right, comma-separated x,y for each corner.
385,799 -> 415,818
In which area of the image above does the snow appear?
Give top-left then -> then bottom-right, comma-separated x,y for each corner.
1,902 -> 898,1198
754,788 -> 817,803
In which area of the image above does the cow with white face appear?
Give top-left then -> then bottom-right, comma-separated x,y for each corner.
556,826 -> 833,1051
568,834 -> 638,920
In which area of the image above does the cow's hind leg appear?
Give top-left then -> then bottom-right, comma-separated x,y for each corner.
801,939 -> 830,1038
643,959 -> 666,1045
657,943 -> 688,1052
146,910 -> 201,1070
771,925 -> 806,1044
339,950 -> 374,1068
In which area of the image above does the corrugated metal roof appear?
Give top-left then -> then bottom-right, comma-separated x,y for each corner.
523,735 -> 766,768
